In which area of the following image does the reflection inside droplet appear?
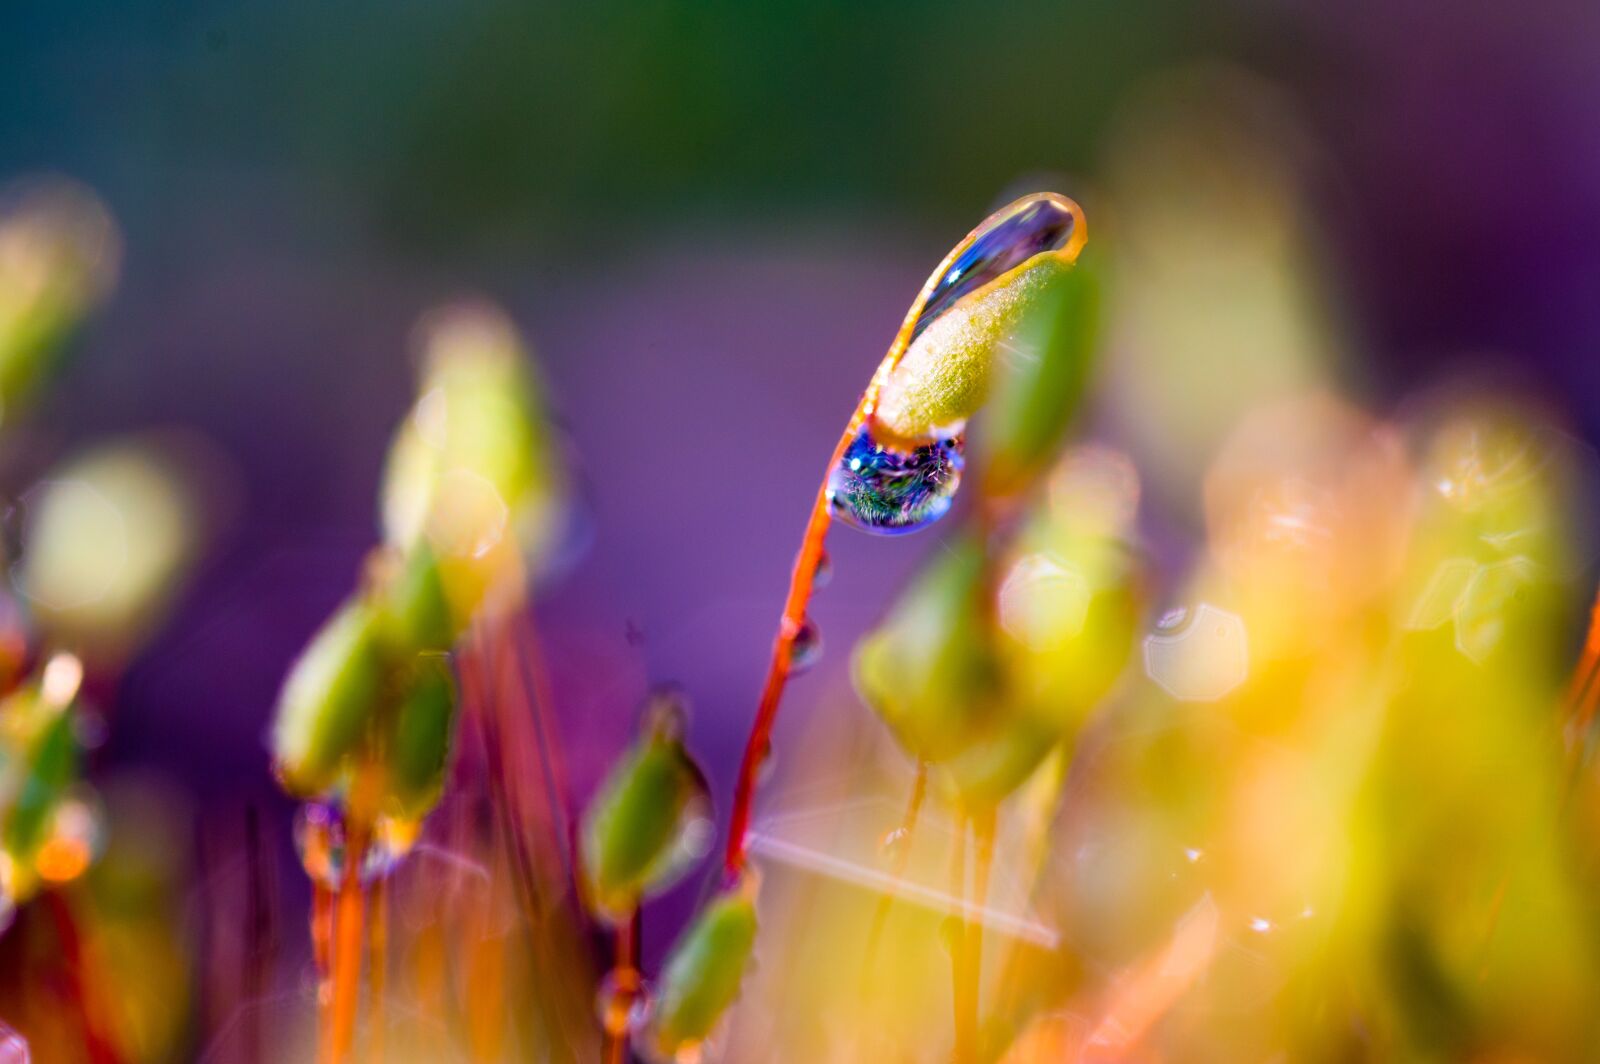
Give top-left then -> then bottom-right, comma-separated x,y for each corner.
826,422 -> 964,535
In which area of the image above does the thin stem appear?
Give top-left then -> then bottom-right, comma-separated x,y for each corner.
43,889 -> 119,1064
603,911 -> 640,1064
859,762 -> 929,998
949,819 -> 973,1064
325,829 -> 369,1064
723,414 -> 870,879
368,876 -> 388,1064
966,807 -> 997,1059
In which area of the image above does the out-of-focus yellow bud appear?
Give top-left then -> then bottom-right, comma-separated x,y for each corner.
380,301 -> 565,625
271,600 -> 385,797
17,437 -> 202,666
0,178 -> 120,422
852,538 -> 998,764
580,695 -> 714,924
643,878 -> 759,1062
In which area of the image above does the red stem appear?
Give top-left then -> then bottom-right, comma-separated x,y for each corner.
43,890 -> 119,1064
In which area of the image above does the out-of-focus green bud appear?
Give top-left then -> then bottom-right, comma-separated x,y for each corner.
998,447 -> 1143,732
272,600 -> 385,797
17,437 -> 201,666
0,179 -> 120,422
978,256 -> 1101,497
580,696 -> 713,924
2,688 -> 78,862
382,654 -> 457,819
938,713 -> 1059,811
852,539 -> 998,763
380,301 -> 565,625
373,544 -> 455,654
875,256 -> 1077,444
644,881 -> 758,1060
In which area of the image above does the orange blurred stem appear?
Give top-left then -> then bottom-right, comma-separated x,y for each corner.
859,762 -> 928,996
325,830 -> 369,1064
966,808 -> 996,1059
367,875 -> 388,1064
949,818 -> 974,1064
603,911 -> 640,1064
312,882 -> 334,1009
43,889 -> 119,1064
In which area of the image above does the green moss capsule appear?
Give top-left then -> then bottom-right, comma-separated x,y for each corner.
271,600 -> 386,797
382,654 -> 457,819
580,700 -> 712,924
852,539 -> 998,764
645,885 -> 758,1058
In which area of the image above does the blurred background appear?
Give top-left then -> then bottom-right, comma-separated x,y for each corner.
4,1 -> 1600,1057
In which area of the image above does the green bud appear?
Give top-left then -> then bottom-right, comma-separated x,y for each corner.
997,528 -> 1142,734
874,255 -> 1076,443
271,600 -> 385,797
380,302 -> 565,619
3,690 -> 78,859
382,654 -> 457,819
580,701 -> 712,923
376,544 -> 456,653
979,255 -> 1102,497
0,180 -> 120,422
852,539 -> 998,763
647,885 -> 758,1057
937,713 -> 1059,811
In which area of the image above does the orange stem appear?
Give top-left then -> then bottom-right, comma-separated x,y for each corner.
367,875 -> 387,1064
602,912 -> 640,1064
859,762 -> 928,995
325,831 -> 368,1064
723,414 -> 869,878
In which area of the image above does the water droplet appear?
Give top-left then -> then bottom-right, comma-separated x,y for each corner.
826,423 -> 964,535
0,1021 -> 27,1064
293,800 -> 418,888
811,551 -> 833,590
1143,603 -> 1249,702
595,966 -> 646,1038
910,195 -> 1080,342
877,827 -> 910,866
788,617 -> 822,674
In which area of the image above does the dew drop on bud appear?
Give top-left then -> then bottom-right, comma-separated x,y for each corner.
595,967 -> 645,1038
877,826 -> 909,866
825,423 -> 964,535
293,799 -> 418,888
788,617 -> 822,674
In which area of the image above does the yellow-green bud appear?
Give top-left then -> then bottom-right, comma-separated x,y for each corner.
580,700 -> 712,924
646,884 -> 758,1058
271,600 -> 385,797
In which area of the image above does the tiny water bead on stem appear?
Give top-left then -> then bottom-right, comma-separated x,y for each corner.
723,192 -> 1089,881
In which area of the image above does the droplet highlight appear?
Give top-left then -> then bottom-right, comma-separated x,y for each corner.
909,195 -> 1079,342
294,799 -> 419,888
788,617 -> 822,674
826,423 -> 964,535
